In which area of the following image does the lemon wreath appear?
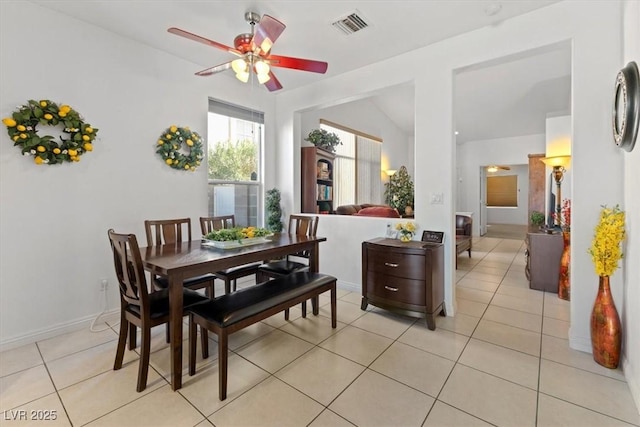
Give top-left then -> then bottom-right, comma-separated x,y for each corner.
2,100 -> 98,165
156,125 -> 204,171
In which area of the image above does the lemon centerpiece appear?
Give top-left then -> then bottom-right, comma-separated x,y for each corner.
203,226 -> 273,249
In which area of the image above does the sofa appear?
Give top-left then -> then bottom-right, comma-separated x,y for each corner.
455,215 -> 472,267
335,204 -> 400,218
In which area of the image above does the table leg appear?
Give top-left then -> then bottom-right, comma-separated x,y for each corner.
169,273 -> 184,390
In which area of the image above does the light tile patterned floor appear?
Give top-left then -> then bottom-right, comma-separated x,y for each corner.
1,236 -> 639,426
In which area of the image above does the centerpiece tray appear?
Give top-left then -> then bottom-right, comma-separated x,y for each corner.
201,235 -> 273,249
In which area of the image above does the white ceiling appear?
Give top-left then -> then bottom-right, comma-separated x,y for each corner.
32,0 -> 568,142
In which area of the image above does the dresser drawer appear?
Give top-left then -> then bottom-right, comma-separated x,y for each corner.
366,272 -> 425,305
366,248 -> 425,280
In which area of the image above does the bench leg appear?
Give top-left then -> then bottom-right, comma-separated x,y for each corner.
468,248 -> 471,258
218,331 -> 228,401
284,308 -> 290,320
331,285 -> 337,328
312,296 -> 319,315
301,301 -> 307,318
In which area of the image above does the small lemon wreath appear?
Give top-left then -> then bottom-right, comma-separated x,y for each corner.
156,125 -> 204,171
2,100 -> 98,165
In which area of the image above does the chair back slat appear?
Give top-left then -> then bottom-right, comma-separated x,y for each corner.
199,215 -> 235,235
144,218 -> 192,246
288,215 -> 319,259
108,229 -> 149,309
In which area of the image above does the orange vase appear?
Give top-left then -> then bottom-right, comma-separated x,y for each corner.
590,275 -> 621,368
558,230 -> 570,300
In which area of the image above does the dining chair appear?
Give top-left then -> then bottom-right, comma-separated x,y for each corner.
107,229 -> 208,392
144,218 -> 216,297
256,214 -> 319,318
145,218 -> 216,343
199,215 -> 262,294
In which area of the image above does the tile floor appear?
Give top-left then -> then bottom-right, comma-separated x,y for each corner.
1,236 -> 639,426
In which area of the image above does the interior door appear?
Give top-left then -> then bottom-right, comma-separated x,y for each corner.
479,167 -> 488,236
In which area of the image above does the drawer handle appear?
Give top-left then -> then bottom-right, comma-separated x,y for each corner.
384,262 -> 399,268
384,285 -> 399,292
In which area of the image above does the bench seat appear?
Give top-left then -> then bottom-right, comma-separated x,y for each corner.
188,271 -> 337,400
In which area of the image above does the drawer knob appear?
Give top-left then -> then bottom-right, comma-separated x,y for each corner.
384,285 -> 399,292
384,262 -> 399,268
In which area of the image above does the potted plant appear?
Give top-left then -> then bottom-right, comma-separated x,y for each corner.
385,166 -> 414,216
530,211 -> 545,229
265,188 -> 283,232
305,129 -> 342,153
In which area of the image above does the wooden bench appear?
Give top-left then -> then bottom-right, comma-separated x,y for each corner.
187,271 -> 337,400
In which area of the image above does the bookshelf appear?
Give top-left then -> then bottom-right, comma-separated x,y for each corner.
301,146 -> 335,214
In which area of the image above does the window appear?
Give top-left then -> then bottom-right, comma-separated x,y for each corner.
207,99 -> 264,226
320,120 -> 382,207
486,175 -> 518,207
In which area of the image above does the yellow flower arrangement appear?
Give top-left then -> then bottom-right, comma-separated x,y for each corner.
3,100 -> 98,165
156,125 -> 204,171
396,221 -> 417,242
588,205 -> 625,277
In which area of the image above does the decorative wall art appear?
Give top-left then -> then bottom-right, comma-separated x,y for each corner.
156,125 -> 204,171
3,100 -> 98,165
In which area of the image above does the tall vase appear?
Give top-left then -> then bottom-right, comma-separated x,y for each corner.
558,230 -> 570,300
590,275 -> 621,368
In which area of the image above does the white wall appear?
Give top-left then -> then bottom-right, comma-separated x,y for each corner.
458,135 -> 546,235
0,2 -> 275,347
272,2 -> 631,400
486,165 -> 529,225
622,0 -> 640,413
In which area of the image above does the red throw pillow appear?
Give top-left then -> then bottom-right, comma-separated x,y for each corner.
354,206 -> 400,218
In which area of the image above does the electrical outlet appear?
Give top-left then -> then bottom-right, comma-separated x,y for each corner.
100,279 -> 108,291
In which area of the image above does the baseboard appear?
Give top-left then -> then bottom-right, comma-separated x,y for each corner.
568,327 -> 593,353
337,280 -> 360,294
622,355 -> 640,415
0,308 -> 120,352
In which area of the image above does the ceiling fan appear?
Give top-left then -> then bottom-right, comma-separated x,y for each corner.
168,11 -> 328,91
487,165 -> 511,172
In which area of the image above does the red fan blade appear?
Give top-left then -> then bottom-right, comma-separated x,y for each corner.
264,71 -> 283,92
168,27 -> 241,56
253,15 -> 285,55
268,54 -> 328,74
195,61 -> 233,76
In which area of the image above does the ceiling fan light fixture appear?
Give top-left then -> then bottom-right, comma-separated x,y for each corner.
235,70 -> 250,83
257,72 -> 271,84
232,58 -> 248,74
254,60 -> 270,75
487,166 -> 499,173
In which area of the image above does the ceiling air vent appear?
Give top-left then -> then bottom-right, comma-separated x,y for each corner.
332,11 -> 369,35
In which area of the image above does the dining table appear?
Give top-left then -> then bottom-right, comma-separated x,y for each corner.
140,233 -> 327,391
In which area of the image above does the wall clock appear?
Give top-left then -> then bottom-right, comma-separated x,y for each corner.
612,61 -> 639,152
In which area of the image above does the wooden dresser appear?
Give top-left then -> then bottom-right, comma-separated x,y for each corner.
361,238 -> 445,330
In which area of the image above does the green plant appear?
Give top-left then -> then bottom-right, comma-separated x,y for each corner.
265,188 -> 283,232
304,129 -> 342,152
384,166 -> 414,214
530,211 -> 545,226
204,226 -> 271,242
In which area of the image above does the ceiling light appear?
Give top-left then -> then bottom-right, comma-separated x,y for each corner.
254,60 -> 270,75
257,72 -> 271,84
260,38 -> 273,53
454,131 -> 459,135
235,70 -> 250,83
487,166 -> 498,173
231,58 -> 248,74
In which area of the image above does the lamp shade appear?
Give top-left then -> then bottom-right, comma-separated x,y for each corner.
231,58 -> 248,74
385,169 -> 397,176
541,155 -> 571,168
